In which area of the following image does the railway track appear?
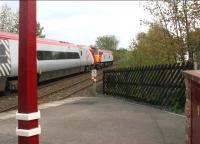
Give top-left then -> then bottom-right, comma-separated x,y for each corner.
0,65 -> 115,113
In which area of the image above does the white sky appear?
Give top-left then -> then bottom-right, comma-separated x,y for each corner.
0,1 -> 151,49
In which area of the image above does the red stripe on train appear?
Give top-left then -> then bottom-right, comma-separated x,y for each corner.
0,31 -> 78,48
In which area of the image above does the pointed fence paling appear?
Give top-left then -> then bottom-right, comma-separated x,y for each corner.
103,62 -> 194,111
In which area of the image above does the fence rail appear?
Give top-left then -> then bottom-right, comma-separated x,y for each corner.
103,63 -> 193,111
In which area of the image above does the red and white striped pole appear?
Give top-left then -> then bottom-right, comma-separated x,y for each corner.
91,69 -> 97,96
17,0 -> 40,144
91,69 -> 97,83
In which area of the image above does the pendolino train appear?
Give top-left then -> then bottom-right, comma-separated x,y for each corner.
0,31 -> 113,92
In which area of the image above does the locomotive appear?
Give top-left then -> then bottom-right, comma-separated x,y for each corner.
92,48 -> 114,68
0,31 -> 113,92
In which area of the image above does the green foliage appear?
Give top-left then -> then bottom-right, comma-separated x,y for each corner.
115,1 -> 200,68
133,24 -> 178,65
36,22 -> 45,38
0,4 -> 45,38
0,4 -> 17,33
112,48 -> 135,68
112,48 -> 127,61
188,29 -> 200,63
144,0 -> 200,62
116,52 -> 135,68
118,23 -> 179,68
95,35 -> 119,50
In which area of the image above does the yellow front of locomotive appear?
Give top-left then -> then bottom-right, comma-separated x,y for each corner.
95,49 -> 103,63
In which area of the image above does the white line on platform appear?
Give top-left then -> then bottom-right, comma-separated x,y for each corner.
0,110 -> 16,120
0,97 -> 89,121
116,97 -> 185,118
164,111 -> 185,118
0,96 -> 185,121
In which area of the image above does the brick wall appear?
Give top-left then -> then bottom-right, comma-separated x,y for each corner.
184,78 -> 191,144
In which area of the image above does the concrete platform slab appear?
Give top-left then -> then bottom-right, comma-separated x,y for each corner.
0,95 -> 185,144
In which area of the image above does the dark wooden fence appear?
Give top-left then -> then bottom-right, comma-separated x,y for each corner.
103,63 -> 193,111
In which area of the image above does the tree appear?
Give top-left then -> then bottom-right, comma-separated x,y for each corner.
0,4 -> 45,38
129,23 -> 178,66
113,47 -> 127,61
36,22 -> 45,38
10,11 -> 19,33
143,0 -> 200,62
95,35 -> 119,50
188,28 -> 200,63
0,4 -> 17,33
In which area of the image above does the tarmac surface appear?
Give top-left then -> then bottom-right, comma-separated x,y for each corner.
0,95 -> 185,144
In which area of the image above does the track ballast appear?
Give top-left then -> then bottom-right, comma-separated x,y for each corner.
0,66 -> 115,113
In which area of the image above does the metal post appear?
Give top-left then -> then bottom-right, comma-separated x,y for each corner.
91,69 -> 97,96
17,1 -> 40,144
103,71 -> 105,94
193,51 -> 198,70
92,81 -> 97,96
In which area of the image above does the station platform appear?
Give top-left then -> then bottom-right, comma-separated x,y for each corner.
0,94 -> 184,144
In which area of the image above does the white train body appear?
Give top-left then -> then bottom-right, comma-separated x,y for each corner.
101,50 -> 113,63
0,32 -> 96,91
8,39 -> 94,77
0,32 -> 113,92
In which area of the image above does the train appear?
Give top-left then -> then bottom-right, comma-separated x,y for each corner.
0,31 -> 113,92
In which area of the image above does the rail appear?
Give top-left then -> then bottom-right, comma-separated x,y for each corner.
0,65 -> 115,113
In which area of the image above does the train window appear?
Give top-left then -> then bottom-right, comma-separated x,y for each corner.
65,52 -> 80,59
59,52 -> 66,59
37,51 -> 80,60
46,51 -> 53,60
68,52 -> 75,59
37,51 -> 52,60
67,52 -> 72,59
94,49 -> 98,55
37,51 -> 43,60
91,48 -> 98,55
69,52 -> 80,59
52,51 -> 60,59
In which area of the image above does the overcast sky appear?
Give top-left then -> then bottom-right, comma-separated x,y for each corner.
0,1 -> 151,49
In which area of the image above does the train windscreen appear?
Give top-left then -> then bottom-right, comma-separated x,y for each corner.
91,48 -> 98,55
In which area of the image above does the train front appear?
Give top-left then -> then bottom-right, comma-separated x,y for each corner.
0,40 -> 11,92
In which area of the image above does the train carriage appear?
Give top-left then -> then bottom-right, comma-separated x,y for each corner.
100,50 -> 113,66
0,39 -> 10,91
91,47 -> 113,68
0,32 -> 96,91
0,31 -> 113,92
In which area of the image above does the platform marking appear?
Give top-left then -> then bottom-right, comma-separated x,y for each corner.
0,97 -> 87,121
0,96 -> 185,121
